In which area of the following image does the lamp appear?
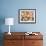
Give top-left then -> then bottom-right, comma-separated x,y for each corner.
5,18 -> 14,35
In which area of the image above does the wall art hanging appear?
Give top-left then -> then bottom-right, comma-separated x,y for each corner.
18,9 -> 36,24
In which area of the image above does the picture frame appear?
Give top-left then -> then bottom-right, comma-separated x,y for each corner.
18,9 -> 36,24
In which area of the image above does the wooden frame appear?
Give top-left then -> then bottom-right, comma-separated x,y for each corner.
18,9 -> 36,24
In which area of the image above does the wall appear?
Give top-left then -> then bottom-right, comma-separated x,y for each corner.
0,0 -> 46,32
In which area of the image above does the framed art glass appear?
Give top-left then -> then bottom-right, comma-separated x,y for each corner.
18,9 -> 36,24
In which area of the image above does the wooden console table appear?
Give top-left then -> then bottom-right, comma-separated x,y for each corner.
4,32 -> 43,46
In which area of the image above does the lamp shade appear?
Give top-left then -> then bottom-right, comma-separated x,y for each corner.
5,18 -> 14,25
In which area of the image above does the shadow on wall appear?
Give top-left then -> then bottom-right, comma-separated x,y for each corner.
0,16 -> 5,46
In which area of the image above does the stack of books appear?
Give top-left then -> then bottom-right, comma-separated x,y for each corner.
25,32 -> 38,35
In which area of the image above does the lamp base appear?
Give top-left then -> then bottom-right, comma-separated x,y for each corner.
8,32 -> 11,35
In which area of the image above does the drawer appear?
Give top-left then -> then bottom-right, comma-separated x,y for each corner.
4,40 -> 24,46
4,40 -> 16,45
4,35 -> 24,40
24,40 -> 43,46
25,35 -> 43,40
4,40 -> 16,46
32,40 -> 43,46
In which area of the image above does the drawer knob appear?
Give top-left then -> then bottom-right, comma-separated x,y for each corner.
32,42 -> 35,44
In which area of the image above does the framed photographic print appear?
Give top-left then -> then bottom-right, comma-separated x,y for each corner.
18,9 -> 36,24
